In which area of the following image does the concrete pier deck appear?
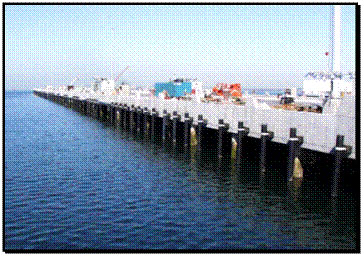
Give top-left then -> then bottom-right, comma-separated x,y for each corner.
34,89 -> 355,160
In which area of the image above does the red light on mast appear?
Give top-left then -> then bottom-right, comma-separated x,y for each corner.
325,52 -> 329,56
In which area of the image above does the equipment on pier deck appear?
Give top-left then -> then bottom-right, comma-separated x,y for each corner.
212,83 -> 242,98
155,78 -> 202,98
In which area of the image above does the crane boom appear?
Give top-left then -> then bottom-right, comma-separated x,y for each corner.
115,66 -> 129,82
69,77 -> 79,86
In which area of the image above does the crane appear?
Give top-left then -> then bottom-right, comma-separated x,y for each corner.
115,66 -> 129,82
69,77 -> 79,86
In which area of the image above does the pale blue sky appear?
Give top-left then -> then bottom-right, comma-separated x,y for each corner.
5,5 -> 356,90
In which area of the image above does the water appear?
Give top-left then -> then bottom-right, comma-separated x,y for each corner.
5,91 -> 358,251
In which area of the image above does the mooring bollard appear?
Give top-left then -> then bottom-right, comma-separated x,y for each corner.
260,124 -> 274,173
287,128 -> 304,181
331,135 -> 352,197
184,113 -> 193,150
236,121 -> 250,166
218,119 -> 232,159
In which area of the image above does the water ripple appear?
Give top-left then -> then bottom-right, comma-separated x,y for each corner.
4,92 -> 358,250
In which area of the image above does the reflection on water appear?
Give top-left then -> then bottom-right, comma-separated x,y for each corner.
5,92 -> 358,251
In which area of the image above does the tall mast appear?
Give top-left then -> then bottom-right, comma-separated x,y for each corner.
333,5 -> 341,73
112,27 -> 116,80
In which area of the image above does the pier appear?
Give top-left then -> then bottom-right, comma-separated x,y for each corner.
33,89 -> 356,197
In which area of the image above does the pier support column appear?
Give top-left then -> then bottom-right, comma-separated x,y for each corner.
129,105 -> 136,132
97,103 -> 102,120
110,105 -> 116,124
287,128 -> 304,182
114,107 -> 119,126
260,124 -> 274,173
76,99 -> 79,112
115,106 -> 121,126
143,107 -> 149,137
197,115 -> 207,153
124,105 -> 130,130
151,108 -> 159,141
172,111 -> 183,148
236,122 -> 250,166
90,102 -> 94,117
106,104 -> 111,123
217,119 -> 231,159
96,103 -> 100,119
100,104 -> 105,121
91,102 -> 95,118
184,113 -> 193,151
119,105 -> 124,127
136,107 -> 142,133
119,105 -> 125,128
99,103 -> 106,121
162,110 -> 171,142
105,104 -> 110,122
331,135 -> 352,197
123,104 -> 130,131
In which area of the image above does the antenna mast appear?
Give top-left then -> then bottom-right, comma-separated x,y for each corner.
332,5 -> 341,73
112,27 -> 116,80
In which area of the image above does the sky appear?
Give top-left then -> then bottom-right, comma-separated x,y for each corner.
5,4 -> 356,90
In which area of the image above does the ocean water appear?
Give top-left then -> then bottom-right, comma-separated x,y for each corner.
5,91 -> 358,251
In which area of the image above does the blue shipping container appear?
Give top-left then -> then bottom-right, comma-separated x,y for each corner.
154,81 -> 192,97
